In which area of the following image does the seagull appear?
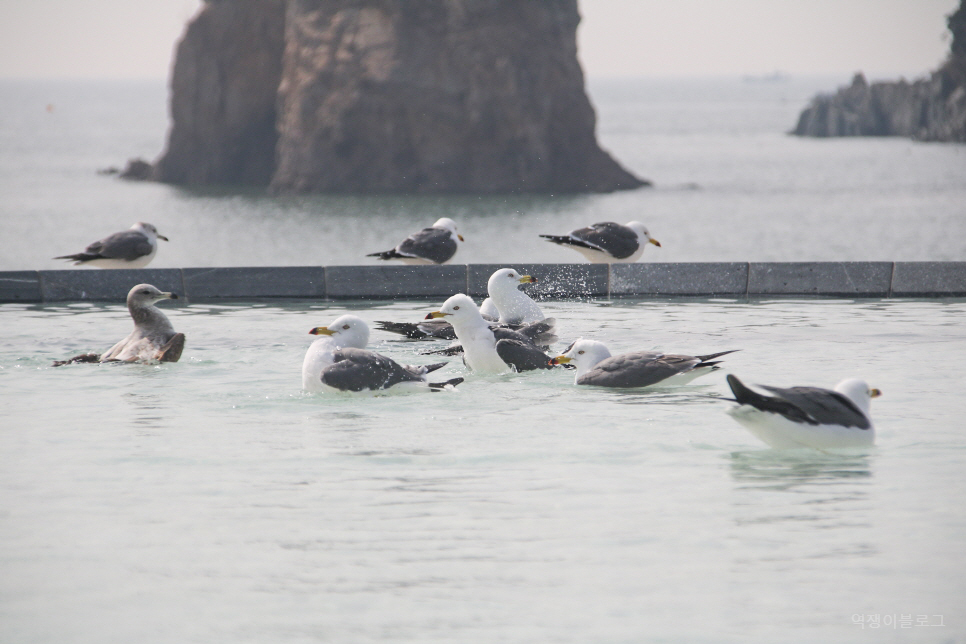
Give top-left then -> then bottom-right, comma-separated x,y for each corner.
426,294 -> 554,373
725,374 -> 881,449
52,284 -> 184,366
54,222 -> 169,268
367,217 -> 464,264
375,268 -> 547,340
302,315 -> 449,392
539,221 -> 660,263
320,348 -> 463,394
551,339 -> 736,387
478,268 -> 544,325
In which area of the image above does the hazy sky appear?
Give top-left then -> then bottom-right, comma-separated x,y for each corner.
0,0 -> 958,80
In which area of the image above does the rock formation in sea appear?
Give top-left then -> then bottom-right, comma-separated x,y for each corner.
148,0 -> 646,194
792,0 -> 966,142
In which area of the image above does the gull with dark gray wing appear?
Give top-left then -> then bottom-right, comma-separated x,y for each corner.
320,348 -> 462,394
551,339 -> 735,388
725,374 -> 881,449
367,217 -> 464,264
426,294 -> 555,373
539,221 -> 660,263
54,222 -> 168,268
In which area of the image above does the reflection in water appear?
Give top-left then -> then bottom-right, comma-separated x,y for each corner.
729,450 -> 873,493
122,391 -> 168,431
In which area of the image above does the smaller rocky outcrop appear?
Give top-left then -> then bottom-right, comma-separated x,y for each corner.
792,0 -> 966,142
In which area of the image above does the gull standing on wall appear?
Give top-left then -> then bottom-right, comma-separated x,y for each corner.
539,221 -> 660,263
367,218 -> 464,264
54,222 -> 169,268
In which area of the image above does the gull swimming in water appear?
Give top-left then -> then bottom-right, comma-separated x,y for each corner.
54,222 -> 169,268
426,294 -> 554,373
319,348 -> 463,394
725,374 -> 881,449
302,314 -> 448,392
539,221 -> 660,263
551,339 -> 735,387
367,217 -> 464,265
375,268 -> 549,340
52,283 -> 184,366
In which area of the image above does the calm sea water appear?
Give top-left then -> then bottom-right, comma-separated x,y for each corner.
1,297 -> 965,643
0,76 -> 964,270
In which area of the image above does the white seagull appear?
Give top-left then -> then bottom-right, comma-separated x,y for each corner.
539,221 -> 660,263
302,315 -> 448,392
367,217 -> 464,264
53,283 -> 184,365
725,374 -> 881,449
426,294 -> 554,374
55,222 -> 169,268
551,339 -> 735,387
376,268 -> 548,340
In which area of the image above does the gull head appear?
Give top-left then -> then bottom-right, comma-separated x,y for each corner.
626,221 -> 660,247
834,378 -> 882,416
432,217 -> 464,242
426,293 -> 481,324
551,338 -> 612,374
309,314 -> 370,348
127,283 -> 178,308
132,222 -> 168,242
487,268 -> 536,298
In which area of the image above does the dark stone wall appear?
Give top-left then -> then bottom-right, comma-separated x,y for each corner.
792,0 -> 966,142
152,0 -> 645,193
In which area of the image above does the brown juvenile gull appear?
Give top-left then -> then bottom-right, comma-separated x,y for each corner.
367,217 -> 464,264
54,222 -> 168,268
53,284 -> 184,366
539,221 -> 660,263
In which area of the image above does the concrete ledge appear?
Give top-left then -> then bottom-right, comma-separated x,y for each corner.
748,262 -> 893,296
3,263 -> 964,303
325,265 -> 466,299
611,263 -> 747,296
0,271 -> 42,302
38,269 -> 185,302
184,266 -> 324,299
467,264 -> 608,299
892,262 -> 966,296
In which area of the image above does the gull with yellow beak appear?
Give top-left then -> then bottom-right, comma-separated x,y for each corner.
725,374 -> 882,449
367,217 -> 464,265
302,315 -> 448,392
551,339 -> 735,388
376,268 -> 555,345
427,294 -> 555,373
539,221 -> 660,263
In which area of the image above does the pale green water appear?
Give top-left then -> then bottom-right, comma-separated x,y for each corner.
1,297 -> 964,643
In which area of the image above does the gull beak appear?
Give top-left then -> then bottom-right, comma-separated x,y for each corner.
870,388 -> 882,398
425,311 -> 450,319
550,355 -> 571,365
158,234 -> 169,242
648,238 -> 661,247
519,275 -> 537,284
458,234 -> 465,242
309,326 -> 336,336
163,292 -> 178,300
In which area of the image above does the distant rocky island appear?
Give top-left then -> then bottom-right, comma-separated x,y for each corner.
131,0 -> 645,194
793,0 -> 965,142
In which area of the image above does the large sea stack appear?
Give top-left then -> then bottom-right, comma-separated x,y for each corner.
792,0 -> 966,142
149,0 -> 645,194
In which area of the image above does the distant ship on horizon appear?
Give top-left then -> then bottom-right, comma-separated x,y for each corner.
742,70 -> 790,83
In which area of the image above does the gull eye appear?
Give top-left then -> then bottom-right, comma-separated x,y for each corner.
453,305 -> 460,310
578,350 -> 585,355
342,324 -> 350,330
